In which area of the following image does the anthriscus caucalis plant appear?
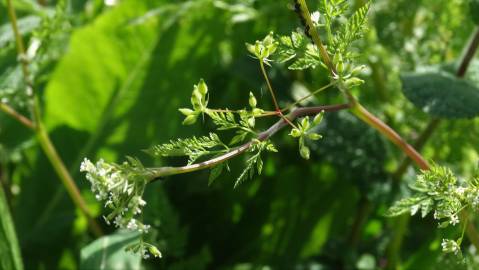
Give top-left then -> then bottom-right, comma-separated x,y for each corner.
74,0 -> 479,260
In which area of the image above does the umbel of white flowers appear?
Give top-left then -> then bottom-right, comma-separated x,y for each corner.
80,158 -> 150,230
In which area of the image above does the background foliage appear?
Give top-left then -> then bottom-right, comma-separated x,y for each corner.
0,0 -> 478,269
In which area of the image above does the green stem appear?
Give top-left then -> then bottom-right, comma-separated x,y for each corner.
6,0 -> 102,237
259,60 -> 298,129
0,103 -> 34,130
282,82 -> 336,112
349,100 -> 429,170
149,104 -> 350,181
259,60 -> 281,112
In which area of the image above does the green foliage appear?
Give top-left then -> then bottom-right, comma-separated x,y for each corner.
332,1 -> 371,58
0,185 -> 23,270
470,0 -> 479,24
401,71 -> 479,119
1,0 -> 479,269
386,164 -> 479,255
80,230 -> 142,269
235,140 -> 277,188
148,133 -> 228,164
289,112 -> 324,160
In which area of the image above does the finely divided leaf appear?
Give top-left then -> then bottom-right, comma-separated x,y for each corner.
333,1 -> 371,53
148,133 -> 228,164
385,196 -> 427,217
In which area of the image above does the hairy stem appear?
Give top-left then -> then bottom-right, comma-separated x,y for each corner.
149,104 -> 350,181
0,103 -> 34,129
6,0 -> 102,236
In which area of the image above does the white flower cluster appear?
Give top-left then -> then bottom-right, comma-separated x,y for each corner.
441,239 -> 460,255
80,158 -> 150,233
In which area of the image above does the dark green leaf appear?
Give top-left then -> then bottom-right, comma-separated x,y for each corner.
470,0 -> 479,24
401,71 -> 479,119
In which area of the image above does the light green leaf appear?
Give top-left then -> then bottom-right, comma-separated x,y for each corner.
80,230 -> 141,270
0,184 -> 23,270
401,71 -> 479,119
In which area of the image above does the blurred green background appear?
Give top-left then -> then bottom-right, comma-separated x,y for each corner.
1,0 -> 479,269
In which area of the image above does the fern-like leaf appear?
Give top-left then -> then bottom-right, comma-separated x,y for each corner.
148,133 -> 228,164
332,1 -> 371,54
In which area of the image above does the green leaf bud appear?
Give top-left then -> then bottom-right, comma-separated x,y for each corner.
252,108 -> 264,116
312,111 -> 324,126
300,116 -> 310,130
148,245 -> 162,258
197,79 -> 208,95
345,77 -> 365,87
300,145 -> 310,160
247,117 -> 255,128
246,43 -> 256,56
182,114 -> 198,125
249,91 -> 257,108
307,133 -> 322,140
351,65 -> 366,76
289,128 -> 302,138
178,108 -> 194,116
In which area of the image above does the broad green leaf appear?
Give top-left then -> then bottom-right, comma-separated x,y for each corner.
80,230 -> 141,270
0,184 -> 23,270
401,71 -> 479,119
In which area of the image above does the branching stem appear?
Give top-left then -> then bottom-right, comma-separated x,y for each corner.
149,103 -> 350,181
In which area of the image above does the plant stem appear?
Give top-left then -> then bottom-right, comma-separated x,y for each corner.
282,82 -> 336,112
35,118 -> 103,236
6,0 -> 102,237
149,104 -> 350,181
259,60 -> 298,129
0,103 -> 35,130
259,60 -> 281,112
296,0 -> 333,72
350,101 -> 430,169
